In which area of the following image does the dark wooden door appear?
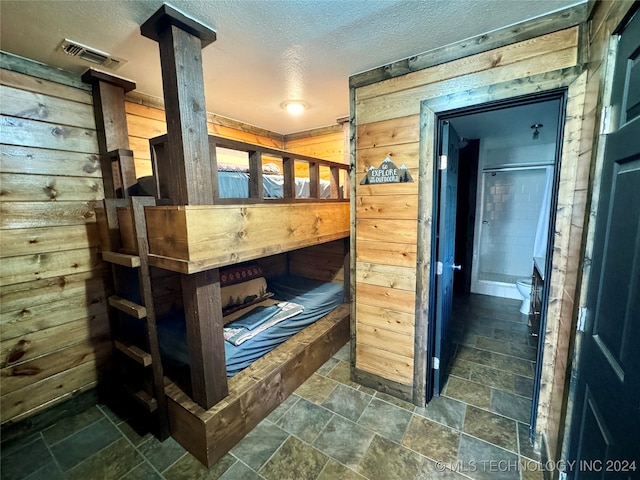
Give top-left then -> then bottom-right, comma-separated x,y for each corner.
567,9 -> 640,478
433,120 -> 460,395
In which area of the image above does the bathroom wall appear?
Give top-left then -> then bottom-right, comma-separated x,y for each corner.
471,138 -> 555,298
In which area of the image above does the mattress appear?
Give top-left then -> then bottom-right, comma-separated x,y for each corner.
218,171 -> 332,199
129,172 -> 333,199
157,275 -> 344,377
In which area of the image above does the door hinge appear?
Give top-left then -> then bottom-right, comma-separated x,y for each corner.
436,261 -> 443,275
439,155 -> 447,170
577,307 -> 587,332
433,357 -> 440,370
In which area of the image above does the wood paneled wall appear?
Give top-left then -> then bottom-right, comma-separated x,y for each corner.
0,54 -> 345,425
351,6 -> 600,460
125,97 -> 346,182
0,65 -> 110,424
352,24 -> 584,390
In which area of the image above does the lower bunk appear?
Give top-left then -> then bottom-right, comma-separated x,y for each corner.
155,272 -> 350,466
163,303 -> 349,467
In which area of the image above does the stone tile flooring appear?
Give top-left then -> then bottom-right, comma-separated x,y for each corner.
1,294 -> 544,480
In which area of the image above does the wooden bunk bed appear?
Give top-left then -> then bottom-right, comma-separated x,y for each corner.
84,4 -> 352,467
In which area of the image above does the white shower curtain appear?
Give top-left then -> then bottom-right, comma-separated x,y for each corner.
533,166 -> 554,260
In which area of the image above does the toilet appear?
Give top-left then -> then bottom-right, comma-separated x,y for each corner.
515,278 -> 532,314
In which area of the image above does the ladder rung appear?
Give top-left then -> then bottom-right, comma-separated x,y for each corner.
114,340 -> 152,367
124,385 -> 158,413
102,251 -> 141,268
109,296 -> 146,319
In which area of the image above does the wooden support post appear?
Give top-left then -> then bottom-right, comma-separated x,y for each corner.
110,149 -> 137,198
282,157 -> 296,199
330,166 -> 341,199
208,138 -> 220,200
81,69 -> 136,198
181,270 -> 228,409
309,163 -> 320,198
249,151 -> 264,199
141,4 -> 217,205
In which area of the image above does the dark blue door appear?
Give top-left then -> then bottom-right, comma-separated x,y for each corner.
433,121 -> 460,395
567,9 -> 640,478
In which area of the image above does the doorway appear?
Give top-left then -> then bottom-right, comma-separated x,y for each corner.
427,92 -> 567,438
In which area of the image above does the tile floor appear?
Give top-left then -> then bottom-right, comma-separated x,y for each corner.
1,293 -> 544,480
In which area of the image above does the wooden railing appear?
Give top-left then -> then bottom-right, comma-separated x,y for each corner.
148,134 -> 350,204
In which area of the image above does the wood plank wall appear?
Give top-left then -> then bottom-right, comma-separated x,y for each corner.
353,26 -> 583,389
0,65 -> 111,424
0,53 -> 345,425
125,96 -> 346,182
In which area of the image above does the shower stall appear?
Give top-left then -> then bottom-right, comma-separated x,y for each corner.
471,164 -> 553,299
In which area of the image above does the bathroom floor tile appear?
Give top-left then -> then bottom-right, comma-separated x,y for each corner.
474,336 -> 512,356
444,376 -> 492,410
457,435 -> 520,480
448,357 -> 473,380
490,352 -> 535,378
517,423 -> 541,462
462,406 -> 518,453
514,375 -> 534,398
490,390 -> 532,423
469,363 -> 515,393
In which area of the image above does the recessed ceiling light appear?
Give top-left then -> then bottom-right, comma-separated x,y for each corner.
282,101 -> 306,115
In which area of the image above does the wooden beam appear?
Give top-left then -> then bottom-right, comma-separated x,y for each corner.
248,151 -> 264,199
282,157 -> 295,199
81,69 -> 136,198
181,269 -> 228,409
140,4 -> 217,205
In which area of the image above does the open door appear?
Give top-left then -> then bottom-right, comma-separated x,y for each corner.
431,120 -> 461,396
567,9 -> 640,476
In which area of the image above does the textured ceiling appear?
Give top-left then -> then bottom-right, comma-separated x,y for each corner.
0,0 -> 583,134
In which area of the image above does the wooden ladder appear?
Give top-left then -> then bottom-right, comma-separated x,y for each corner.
101,195 -> 169,440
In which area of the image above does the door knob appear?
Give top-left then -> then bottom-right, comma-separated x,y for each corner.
452,264 -> 462,271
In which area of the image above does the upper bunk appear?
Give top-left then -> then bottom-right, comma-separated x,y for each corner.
130,134 -> 351,274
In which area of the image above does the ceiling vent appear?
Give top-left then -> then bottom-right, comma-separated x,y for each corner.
59,39 -> 126,70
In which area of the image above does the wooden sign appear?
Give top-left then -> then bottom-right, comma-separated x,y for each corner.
360,157 -> 413,185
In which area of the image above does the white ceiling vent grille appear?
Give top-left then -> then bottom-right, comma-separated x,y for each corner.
59,39 -> 127,70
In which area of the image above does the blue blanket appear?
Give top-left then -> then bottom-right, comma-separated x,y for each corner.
157,275 -> 344,377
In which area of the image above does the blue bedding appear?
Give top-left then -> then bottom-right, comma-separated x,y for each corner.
157,276 -> 344,377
